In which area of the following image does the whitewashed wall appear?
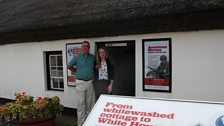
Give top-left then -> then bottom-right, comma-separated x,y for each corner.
0,30 -> 224,109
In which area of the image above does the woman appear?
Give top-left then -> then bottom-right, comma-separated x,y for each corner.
94,47 -> 114,101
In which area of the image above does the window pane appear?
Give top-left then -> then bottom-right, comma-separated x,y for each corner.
52,78 -> 59,88
57,67 -> 63,70
51,70 -> 57,77
50,56 -> 56,66
58,70 -> 63,77
51,67 -> 56,70
57,56 -> 63,66
59,79 -> 64,88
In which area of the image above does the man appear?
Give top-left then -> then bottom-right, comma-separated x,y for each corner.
67,41 -> 95,126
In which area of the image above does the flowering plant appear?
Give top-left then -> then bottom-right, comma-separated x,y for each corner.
0,92 -> 63,121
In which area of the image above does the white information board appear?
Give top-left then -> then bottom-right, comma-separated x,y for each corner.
84,95 -> 224,126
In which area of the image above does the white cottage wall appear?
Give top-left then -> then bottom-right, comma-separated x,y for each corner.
0,30 -> 224,109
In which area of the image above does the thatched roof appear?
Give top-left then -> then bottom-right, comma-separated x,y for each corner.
0,0 -> 224,44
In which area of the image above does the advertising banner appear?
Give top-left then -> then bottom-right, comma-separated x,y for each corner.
142,38 -> 172,92
66,43 -> 82,86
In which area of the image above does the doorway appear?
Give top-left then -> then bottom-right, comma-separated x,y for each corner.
95,40 -> 135,96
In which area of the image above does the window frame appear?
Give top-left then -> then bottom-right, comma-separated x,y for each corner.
45,51 -> 64,91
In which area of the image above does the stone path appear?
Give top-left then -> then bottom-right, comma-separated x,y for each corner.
56,115 -> 77,126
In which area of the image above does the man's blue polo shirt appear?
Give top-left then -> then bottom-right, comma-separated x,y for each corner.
68,53 -> 95,80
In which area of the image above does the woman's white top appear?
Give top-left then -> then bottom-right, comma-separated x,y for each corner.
99,61 -> 108,80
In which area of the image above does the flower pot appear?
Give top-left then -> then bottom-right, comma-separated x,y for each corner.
11,116 -> 56,126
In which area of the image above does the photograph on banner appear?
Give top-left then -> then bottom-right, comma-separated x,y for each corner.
66,43 -> 82,86
142,38 -> 172,92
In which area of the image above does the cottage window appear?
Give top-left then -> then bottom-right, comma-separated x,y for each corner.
45,51 -> 64,91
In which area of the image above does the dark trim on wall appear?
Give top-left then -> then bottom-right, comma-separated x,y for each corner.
0,8 -> 224,45
0,97 -> 15,105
